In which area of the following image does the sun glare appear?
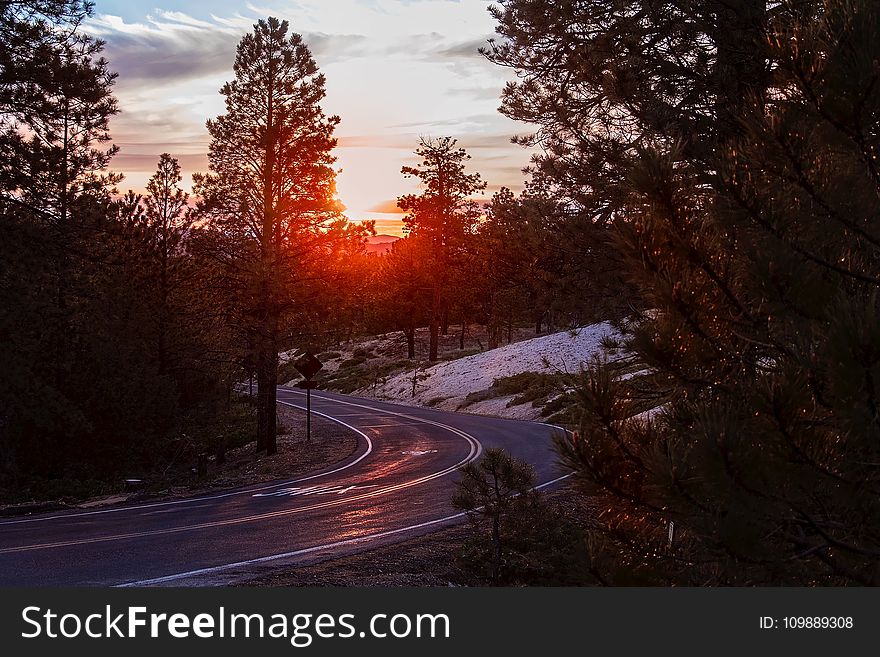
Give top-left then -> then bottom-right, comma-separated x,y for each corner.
334,145 -> 412,237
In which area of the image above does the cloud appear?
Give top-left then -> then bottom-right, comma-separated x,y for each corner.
337,134 -> 418,149
447,85 -> 503,102
113,151 -> 208,174
110,104 -> 210,150
433,37 -> 491,59
86,2 -> 535,201
88,12 -> 238,85
89,11 -> 370,87
307,33 -> 371,64
362,32 -> 495,72
368,198 -> 406,214
457,132 -> 522,150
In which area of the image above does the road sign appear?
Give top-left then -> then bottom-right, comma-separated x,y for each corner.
292,351 -> 322,442
295,380 -> 318,389
293,352 -> 323,380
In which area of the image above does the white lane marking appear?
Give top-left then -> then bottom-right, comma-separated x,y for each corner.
0,403 -> 481,555
0,406 -> 374,527
115,473 -> 573,587
538,422 -> 570,433
252,485 -> 376,498
139,503 -> 215,517
281,390 -> 485,457
280,392 -> 485,468
312,413 -> 373,418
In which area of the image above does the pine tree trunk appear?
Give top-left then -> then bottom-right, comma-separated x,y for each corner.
256,341 -> 269,453
158,231 -> 169,376
255,312 -> 280,455
265,315 -> 279,456
459,320 -> 465,350
486,290 -> 498,349
712,0 -> 767,144
404,325 -> 415,359
488,326 -> 499,350
429,283 -> 441,361
429,316 -> 439,362
256,58 -> 279,456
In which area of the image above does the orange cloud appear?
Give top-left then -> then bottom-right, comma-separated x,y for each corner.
368,199 -> 407,214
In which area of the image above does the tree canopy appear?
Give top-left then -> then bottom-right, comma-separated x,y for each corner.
484,0 -> 880,584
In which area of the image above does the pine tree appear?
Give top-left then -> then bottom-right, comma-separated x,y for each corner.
378,236 -> 433,360
397,137 -> 485,361
2,3 -> 119,224
144,154 -> 192,376
194,17 -> 341,455
0,3 -> 245,492
304,217 -> 375,347
492,0 -> 880,584
480,186 -> 619,342
0,0 -> 125,478
483,0 -> 769,327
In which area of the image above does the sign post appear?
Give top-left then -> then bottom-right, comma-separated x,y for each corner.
293,352 -> 323,442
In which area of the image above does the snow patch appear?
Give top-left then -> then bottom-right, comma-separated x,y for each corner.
359,322 -> 621,421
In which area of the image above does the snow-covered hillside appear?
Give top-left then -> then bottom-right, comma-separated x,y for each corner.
359,322 -> 622,420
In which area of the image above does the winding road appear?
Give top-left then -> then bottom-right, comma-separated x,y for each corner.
0,388 -> 567,586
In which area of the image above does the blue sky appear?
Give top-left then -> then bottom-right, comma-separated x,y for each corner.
87,1 -> 534,234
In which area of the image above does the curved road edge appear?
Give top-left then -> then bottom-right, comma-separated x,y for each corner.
0,405 -> 374,528
115,392 -> 572,587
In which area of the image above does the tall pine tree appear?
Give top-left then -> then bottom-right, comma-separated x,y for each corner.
194,17 -> 341,455
144,154 -> 192,377
491,0 -> 880,584
397,137 -> 485,361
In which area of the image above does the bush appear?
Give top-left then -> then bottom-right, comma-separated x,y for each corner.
459,389 -> 493,409
338,356 -> 367,369
452,448 -> 591,585
277,359 -> 303,384
599,334 -> 621,351
457,373 -> 569,411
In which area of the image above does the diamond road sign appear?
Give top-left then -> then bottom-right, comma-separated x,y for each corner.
293,352 -> 323,380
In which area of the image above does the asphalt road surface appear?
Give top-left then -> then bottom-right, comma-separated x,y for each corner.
0,388 -> 568,586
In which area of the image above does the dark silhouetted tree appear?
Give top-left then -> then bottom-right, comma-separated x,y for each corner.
398,137 -> 485,361
377,235 -> 432,359
453,448 -> 591,585
144,153 -> 192,375
194,17 -> 341,455
483,0 -> 770,325
487,0 -> 880,584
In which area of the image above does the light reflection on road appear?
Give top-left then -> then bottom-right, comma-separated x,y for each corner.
252,484 -> 377,498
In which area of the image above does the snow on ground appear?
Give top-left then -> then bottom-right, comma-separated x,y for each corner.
359,322 -> 621,420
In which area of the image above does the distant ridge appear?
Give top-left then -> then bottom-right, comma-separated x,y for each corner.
365,234 -> 399,255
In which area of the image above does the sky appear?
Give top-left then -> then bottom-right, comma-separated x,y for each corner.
86,0 -> 535,236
